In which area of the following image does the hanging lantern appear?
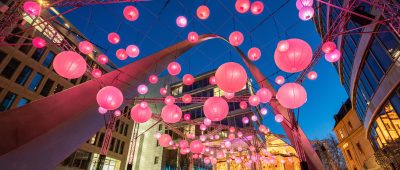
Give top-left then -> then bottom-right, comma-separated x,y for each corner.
247,47 -> 261,61
184,114 -> 191,121
204,118 -> 212,126
224,92 -> 235,99
182,94 -> 192,103
296,0 -> 314,10
204,157 -> 211,164
154,132 -> 161,139
215,62 -> 247,93
183,74 -> 195,85
179,140 -> 189,148
203,97 -> 229,121
217,150 -> 225,158
235,0 -> 251,13
307,71 -> 318,80
275,75 -> 285,85
96,86 -> 124,110
32,37 -> 46,48
107,32 -> 120,44
200,124 -> 207,131
53,51 -> 87,79
160,88 -> 168,96
114,110 -> 122,117
116,49 -> 128,60
274,38 -> 312,73
229,31 -> 244,46
322,41 -> 337,54
240,101 -> 248,109
229,126 -> 236,133
298,6 -> 314,21
275,114 -> 284,123
259,125 -> 267,133
190,140 -> 204,153
250,1 -> 264,15
228,133 -> 235,139
325,49 -> 341,62
97,54 -> 109,65
197,5 -> 210,20
161,104 -> 182,123
200,135 -> 207,141
139,101 -> 148,109
237,131 -> 243,137
126,45 -> 140,58
158,134 -> 172,147
277,40 -> 290,52
137,84 -> 148,95
91,68 -> 102,78
98,107 -> 107,114
123,6 -> 139,21
209,76 -> 216,85
187,32 -> 199,43
164,96 -> 176,105
276,83 -> 307,109
260,108 -> 268,115
130,104 -> 152,123
78,41 -> 94,55
23,1 -> 41,16
149,74 -> 158,84
248,95 -> 260,106
167,62 -> 181,75
256,88 -> 272,103
176,16 -> 187,28
242,117 -> 249,124
251,115 -> 258,121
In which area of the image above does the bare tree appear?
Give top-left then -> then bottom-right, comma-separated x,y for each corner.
374,139 -> 400,169
312,134 -> 347,170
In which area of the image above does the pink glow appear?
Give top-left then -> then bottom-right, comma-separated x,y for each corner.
275,114 -> 284,123
275,75 -> 285,85
53,51 -> 87,79
204,118 -> 212,126
149,75 -> 158,84
183,114 -> 191,121
167,62 -> 181,75
190,140 -> 204,153
235,0 -> 250,13
176,16 -> 187,28
179,140 -> 189,148
116,49 -> 128,60
307,71 -> 318,80
200,124 -> 207,131
160,88 -> 168,96
256,88 -> 272,103
251,115 -> 258,121
248,95 -> 260,106
237,131 -> 243,137
139,101 -> 148,109
224,92 -> 235,99
203,97 -> 229,121
215,62 -> 247,93
23,1 -> 41,16
123,6 -> 139,21
183,74 -> 195,85
259,125 -> 267,132
274,39 -> 312,73
114,110 -> 121,117
91,69 -> 102,78
97,54 -> 109,65
240,101 -> 248,109
137,84 -> 148,95
325,49 -> 341,62
164,95 -> 175,105
200,135 -> 207,141
107,32 -> 120,44
229,31 -> 244,46
298,6 -> 314,21
126,45 -> 140,58
260,108 -> 268,115
32,37 -> 46,48
250,1 -> 264,15
98,107 -> 107,114
242,117 -> 249,124
187,32 -> 199,43
228,133 -> 235,139
161,104 -> 182,123
247,47 -> 261,61
182,94 -> 192,103
276,83 -> 307,109
277,40 -> 290,52
96,86 -> 124,110
296,0 -> 314,10
197,5 -> 210,20
158,134 -> 172,147
78,41 -> 94,55
209,76 -> 216,85
229,126 -> 236,133
322,41 -> 337,54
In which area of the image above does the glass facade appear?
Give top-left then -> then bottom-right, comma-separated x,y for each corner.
0,91 -> 17,111
28,72 -> 44,91
42,51 -> 55,68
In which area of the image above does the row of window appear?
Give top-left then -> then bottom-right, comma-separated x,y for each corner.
91,132 -> 125,155
115,119 -> 129,136
171,77 -> 212,96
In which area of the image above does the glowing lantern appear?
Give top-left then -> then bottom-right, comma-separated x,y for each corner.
322,41 -> 337,54
250,1 -> 264,15
200,135 -> 207,141
79,41 -> 93,55
184,114 -> 191,121
190,140 -> 204,153
123,6 -> 139,21
167,62 -> 181,75
277,40 -> 290,52
224,92 -> 235,99
149,75 -> 158,84
97,54 -> 109,64
217,151 -> 225,158
164,96 -> 176,105
126,45 -> 140,58
248,95 -> 260,106
179,140 -> 189,148
23,1 -> 41,16
204,118 -> 212,126
276,83 -> 307,109
228,133 -> 235,139
116,49 -> 128,60
154,132 -> 161,139
203,97 -> 229,121
275,75 -> 285,85
161,104 -> 182,123
249,146 -> 256,152
183,74 -> 195,85
96,86 -> 124,110
259,125 -> 267,132
240,101 -> 248,109
114,110 -> 122,117
275,114 -> 284,123
248,47 -> 261,61
200,124 -> 207,131
187,32 -> 199,43
158,134 -> 172,147
307,71 -> 318,80
238,146 -> 243,152
53,51 -> 87,79
139,101 -> 148,109
242,117 -> 249,124
182,94 -> 192,103
98,107 -> 107,114
137,84 -> 148,95
298,6 -> 314,21
251,115 -> 258,121
229,31 -> 244,46
237,131 -> 243,137
235,0 -> 250,13
193,154 -> 199,159
214,134 -> 220,139
209,76 -> 216,85
91,69 -> 102,78
197,5 -> 210,20
229,126 -> 236,133
325,49 -> 341,62
160,88 -> 168,95
32,37 -> 46,48
256,88 -> 272,103
274,38 -> 312,73
260,108 -> 268,115
107,32 -> 120,44
215,62 -> 247,93
176,16 -> 187,28
180,148 -> 190,155
204,157 -> 211,164
296,0 -> 314,10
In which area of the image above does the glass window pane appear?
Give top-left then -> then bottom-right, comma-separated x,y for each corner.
17,98 -> 30,107
40,79 -> 54,96
0,91 -> 17,111
42,51 -> 55,68
28,73 -> 44,91
1,58 -> 21,79
15,66 -> 33,85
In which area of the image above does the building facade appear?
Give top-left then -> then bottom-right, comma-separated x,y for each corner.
313,0 -> 400,155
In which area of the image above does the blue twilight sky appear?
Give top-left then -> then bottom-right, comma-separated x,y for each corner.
58,0 -> 348,140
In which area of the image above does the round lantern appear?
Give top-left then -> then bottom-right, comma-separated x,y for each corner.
215,62 -> 247,93
276,83 -> 307,109
217,150 -> 225,158
184,114 -> 191,121
325,49 -> 341,62
242,117 -> 249,124
197,5 -> 210,20
200,135 -> 207,141
260,108 -> 268,115
126,45 -> 140,58
183,74 -> 195,85
200,124 -> 207,131
108,32 -> 120,44
161,104 -> 182,123
277,40 -> 290,52
209,76 -> 216,85
251,115 -> 258,121
204,157 -> 211,164
123,6 -> 139,21
98,107 -> 107,114
256,88 -> 272,103
240,101 -> 248,109
167,62 -> 181,75
275,114 -> 284,123
274,38 -> 312,73
182,94 -> 192,103
23,1 -> 41,16
187,32 -> 199,43
176,16 -> 187,28
79,41 -> 93,55
307,71 -> 318,80
96,86 -> 124,110
179,140 -> 189,148
259,125 -> 267,133
298,6 -> 314,21
296,0 -> 314,10
248,47 -> 261,61
235,0 -> 250,13
53,51 -> 87,79
190,140 -> 204,153
137,84 -> 148,95
229,126 -> 236,133
204,118 -> 212,126
248,95 -> 260,106
193,154 -> 199,159
322,41 -> 336,54
154,132 -> 161,139
229,31 -> 244,46
97,54 -> 109,64
116,49 -> 128,60
228,133 -> 235,139
237,131 -> 243,137
275,75 -> 285,85
149,74 -> 158,84
160,88 -> 168,95
164,96 -> 176,105
250,1 -> 264,15
224,92 -> 235,99
203,97 -> 229,121
91,68 -> 102,78
158,134 -> 172,147
114,110 -> 122,117
32,37 -> 46,48
140,101 -> 148,109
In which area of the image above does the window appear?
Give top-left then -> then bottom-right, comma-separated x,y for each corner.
1,58 -> 21,79
356,143 -> 364,154
28,73 -> 44,91
0,50 -> 6,64
158,124 -> 163,131
40,79 -> 54,96
115,139 -> 120,153
15,66 -> 33,85
346,150 -> 353,160
154,157 -> 159,164
17,98 -> 30,107
42,51 -> 55,68
339,129 -> 345,139
119,142 -> 124,154
109,138 -> 115,151
0,91 -> 17,111
31,48 -> 46,61
348,121 -> 353,131
124,124 -> 128,136
97,133 -> 105,147
19,39 -> 32,54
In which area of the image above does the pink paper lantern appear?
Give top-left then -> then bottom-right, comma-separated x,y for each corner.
247,47 -> 261,61
96,86 -> 124,110
182,94 -> 192,103
204,157 -> 211,164
183,74 -> 195,85
32,37 -> 46,48
161,104 -> 182,123
296,0 -> 314,10
235,0 -> 250,13
187,31 -> 199,43
91,68 -> 102,78
215,62 -> 247,93
275,75 -> 285,85
158,134 -> 172,147
228,133 -> 236,139
200,135 -> 207,141
274,39 -> 312,73
190,140 -> 204,153
116,49 -> 128,60
176,16 -> 187,28
79,41 -> 94,55
123,6 -> 139,21
97,54 -> 109,65
307,71 -> 318,80
139,101 -> 148,109
217,151 -> 225,158
23,1 -> 41,16
179,140 -> 189,148
53,51 -> 87,79
160,88 -> 168,95
200,124 -> 207,131
187,133 -> 195,139
204,118 -> 212,126
209,76 -> 216,85
242,117 -> 249,124
251,115 -> 258,121
248,95 -> 260,106
193,154 -> 199,159
322,41 -> 337,54
126,45 -> 140,58
229,126 -> 236,133
276,83 -> 307,109
154,132 -> 161,139
137,84 -> 148,95
197,5 -> 210,20
107,32 -> 120,44
325,49 -> 341,62
184,114 -> 191,121
256,88 -> 272,103
237,131 -> 243,137
98,107 -> 107,114
149,75 -> 158,84
259,125 -> 267,132
277,40 -> 290,52
275,114 -> 284,123
298,6 -> 314,21
240,101 -> 248,109
260,108 -> 268,115
224,92 -> 235,99
250,1 -> 264,15
229,31 -> 244,46
167,62 -> 181,76
203,97 -> 229,121
164,96 -> 176,105
114,110 -> 122,117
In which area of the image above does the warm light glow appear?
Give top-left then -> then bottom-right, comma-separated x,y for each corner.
197,5 -> 210,20
176,16 -> 187,28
